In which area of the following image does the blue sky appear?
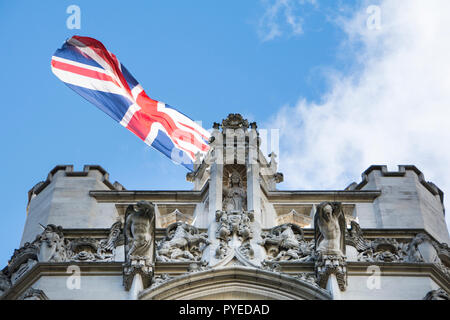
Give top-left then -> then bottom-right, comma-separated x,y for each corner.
2,1 -> 449,266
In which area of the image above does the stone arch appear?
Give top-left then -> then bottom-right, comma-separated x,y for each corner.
139,266 -> 331,300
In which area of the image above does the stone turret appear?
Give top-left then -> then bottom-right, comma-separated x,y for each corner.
22,165 -> 124,245
347,165 -> 448,244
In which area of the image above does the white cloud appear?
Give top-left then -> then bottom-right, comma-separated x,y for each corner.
258,0 -> 317,41
269,0 -> 450,230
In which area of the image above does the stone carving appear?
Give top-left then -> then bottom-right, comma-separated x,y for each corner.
156,222 -> 210,262
314,202 -> 347,291
100,220 -> 124,253
315,254 -> 347,291
7,242 -> 39,285
36,224 -> 67,262
215,210 -> 254,259
150,274 -> 173,289
346,227 -> 450,281
123,201 -> 155,291
221,113 -> 249,130
18,287 -> 49,300
1,221 -> 126,292
222,170 -> 247,212
358,238 -> 407,262
260,224 -> 313,262
0,268 -> 11,296
431,239 -> 450,267
67,221 -> 123,262
314,202 -> 346,256
346,220 -> 371,252
187,261 -> 211,273
261,261 -> 282,273
292,273 -> 320,288
423,288 -> 449,300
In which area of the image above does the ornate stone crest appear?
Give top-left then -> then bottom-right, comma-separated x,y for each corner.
221,113 -> 249,130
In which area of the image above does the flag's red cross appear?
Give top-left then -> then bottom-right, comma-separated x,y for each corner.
71,36 -> 209,160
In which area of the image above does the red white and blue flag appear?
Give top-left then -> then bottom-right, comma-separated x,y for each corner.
51,36 -> 210,171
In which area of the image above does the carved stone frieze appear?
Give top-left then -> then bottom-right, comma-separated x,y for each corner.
156,222 -> 210,262
260,223 -> 313,262
357,238 -> 407,262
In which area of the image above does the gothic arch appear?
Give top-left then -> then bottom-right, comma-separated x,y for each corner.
139,266 -> 331,300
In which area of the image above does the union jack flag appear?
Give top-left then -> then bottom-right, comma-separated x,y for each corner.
51,36 -> 210,171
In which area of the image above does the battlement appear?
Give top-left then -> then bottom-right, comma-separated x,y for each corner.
347,165 -> 444,205
27,165 -> 125,208
22,165 -> 125,245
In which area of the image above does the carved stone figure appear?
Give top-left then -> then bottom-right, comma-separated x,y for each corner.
123,201 -> 155,291
36,224 -> 67,262
314,202 -> 346,256
215,210 -> 254,259
222,171 -> 247,212
156,222 -> 210,262
260,224 -> 313,262
124,201 -> 155,262
314,202 -> 347,291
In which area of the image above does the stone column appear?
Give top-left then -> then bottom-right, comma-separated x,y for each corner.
247,123 -> 261,222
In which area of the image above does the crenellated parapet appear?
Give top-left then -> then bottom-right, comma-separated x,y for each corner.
22,165 -> 126,245
346,165 -> 448,244
347,165 -> 444,203
27,165 -> 125,206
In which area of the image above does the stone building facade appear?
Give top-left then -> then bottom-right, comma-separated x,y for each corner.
1,114 -> 449,300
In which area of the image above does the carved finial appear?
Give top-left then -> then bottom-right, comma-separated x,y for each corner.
221,114 -> 249,130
